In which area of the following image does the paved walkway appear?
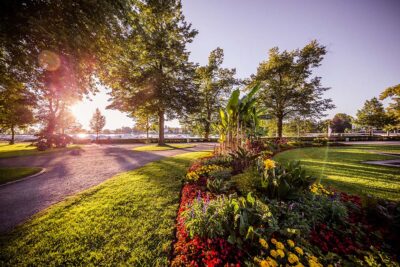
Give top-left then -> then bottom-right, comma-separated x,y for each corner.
0,143 -> 216,233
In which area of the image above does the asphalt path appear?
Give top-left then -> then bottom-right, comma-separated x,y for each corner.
0,143 -> 216,233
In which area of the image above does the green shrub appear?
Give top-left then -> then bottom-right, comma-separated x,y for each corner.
256,160 -> 316,200
209,169 -> 232,181
207,178 -> 232,194
231,168 -> 258,196
183,193 -> 277,247
266,193 -> 348,236
202,155 -> 232,167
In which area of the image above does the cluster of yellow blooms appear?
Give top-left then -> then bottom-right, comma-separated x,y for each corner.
255,237 -> 326,267
185,164 -> 224,182
263,159 -> 276,170
310,183 -> 333,196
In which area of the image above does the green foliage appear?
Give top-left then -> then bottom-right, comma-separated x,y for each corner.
251,40 -> 335,138
216,84 -> 262,150
229,146 -> 259,173
183,193 -> 276,247
232,168 -> 259,196
201,155 -> 233,168
356,97 -> 388,131
0,151 -> 210,266
101,0 -> 198,145
206,169 -> 233,194
90,108 -> 106,140
379,84 -> 400,130
0,83 -> 35,144
267,194 -> 348,236
0,1 -> 130,135
256,160 -> 316,200
206,178 -> 232,194
181,47 -> 237,139
209,169 -> 232,181
330,113 -> 353,133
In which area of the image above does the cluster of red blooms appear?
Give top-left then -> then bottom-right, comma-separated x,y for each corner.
310,223 -> 360,255
310,192 -> 385,256
171,164 -> 242,267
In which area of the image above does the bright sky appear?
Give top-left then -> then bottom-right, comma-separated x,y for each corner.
72,0 -> 400,130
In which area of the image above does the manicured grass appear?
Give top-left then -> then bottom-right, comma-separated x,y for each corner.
274,145 -> 400,200
133,143 -> 195,151
0,151 -> 211,266
0,142 -> 80,158
0,167 -> 43,185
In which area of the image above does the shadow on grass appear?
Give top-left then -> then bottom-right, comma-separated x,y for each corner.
0,151 -> 210,266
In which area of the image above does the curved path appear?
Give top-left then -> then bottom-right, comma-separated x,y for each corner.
0,143 -> 216,233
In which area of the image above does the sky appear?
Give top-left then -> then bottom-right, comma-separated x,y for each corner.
72,0 -> 400,130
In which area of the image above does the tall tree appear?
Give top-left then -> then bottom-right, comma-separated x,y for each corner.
0,84 -> 35,144
131,109 -> 158,141
182,48 -> 237,139
330,113 -> 353,133
356,97 -> 387,134
380,84 -> 400,130
0,0 -> 132,134
101,0 -> 198,145
251,40 -> 334,138
90,108 -> 106,140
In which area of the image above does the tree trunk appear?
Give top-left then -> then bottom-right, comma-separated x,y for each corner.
158,110 -> 165,145
204,122 -> 210,140
10,124 -> 15,145
146,116 -> 149,142
277,116 -> 283,139
204,111 -> 211,141
96,130 -> 99,141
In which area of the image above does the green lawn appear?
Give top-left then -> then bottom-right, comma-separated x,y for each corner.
0,167 -> 43,185
133,143 -> 195,151
274,145 -> 400,200
0,151 -> 211,266
0,142 -> 80,158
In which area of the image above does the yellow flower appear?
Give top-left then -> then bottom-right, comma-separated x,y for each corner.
308,258 -> 322,267
294,263 -> 305,267
294,246 -> 304,255
266,257 -> 277,267
277,249 -> 285,258
259,238 -> 269,249
308,255 -> 318,262
260,260 -> 270,267
270,249 -> 278,258
275,241 -> 285,250
287,239 -> 295,247
264,159 -> 276,170
288,253 -> 299,264
270,238 -> 277,245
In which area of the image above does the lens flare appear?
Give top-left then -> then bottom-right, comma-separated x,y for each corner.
38,50 -> 61,71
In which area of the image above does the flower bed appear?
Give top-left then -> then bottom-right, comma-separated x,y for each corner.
171,151 -> 400,267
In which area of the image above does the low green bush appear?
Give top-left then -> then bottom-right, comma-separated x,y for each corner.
256,159 -> 316,200
183,193 -> 276,247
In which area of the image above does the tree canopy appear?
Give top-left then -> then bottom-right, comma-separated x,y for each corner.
356,97 -> 388,133
182,48 -> 237,139
380,84 -> 400,130
251,40 -> 335,138
101,0 -> 198,145
90,108 -> 106,140
330,113 -> 353,133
